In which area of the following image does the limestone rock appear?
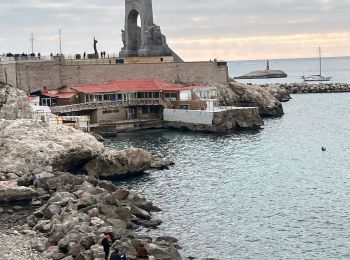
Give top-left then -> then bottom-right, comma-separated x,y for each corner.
0,84 -> 33,120
229,81 -> 284,117
0,180 -> 39,202
30,238 -> 48,252
148,243 -> 182,260
0,119 -> 104,178
84,148 -> 152,178
262,84 -> 291,102
236,69 -> 287,79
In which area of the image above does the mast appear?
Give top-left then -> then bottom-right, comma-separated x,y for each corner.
319,47 -> 322,76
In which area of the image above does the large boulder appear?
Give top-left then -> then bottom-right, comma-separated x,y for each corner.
228,81 -> 284,117
84,148 -> 152,178
0,180 -> 39,202
0,84 -> 33,120
262,84 -> 291,102
0,119 -> 104,179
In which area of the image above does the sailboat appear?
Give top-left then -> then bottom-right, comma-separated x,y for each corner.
302,47 -> 332,82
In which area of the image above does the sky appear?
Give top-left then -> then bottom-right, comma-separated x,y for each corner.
0,0 -> 349,61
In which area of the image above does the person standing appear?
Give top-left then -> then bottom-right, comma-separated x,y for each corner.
101,234 -> 112,260
136,243 -> 148,259
109,248 -> 122,260
83,52 -> 86,59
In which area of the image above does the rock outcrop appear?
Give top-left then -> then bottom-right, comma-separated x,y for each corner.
0,83 -> 32,120
84,149 -> 153,178
262,84 -> 292,102
236,69 -> 287,79
0,120 -> 160,181
0,119 -> 104,180
228,81 -> 284,117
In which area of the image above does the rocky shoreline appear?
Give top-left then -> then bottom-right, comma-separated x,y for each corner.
259,83 -> 350,94
1,83 -> 182,259
0,81 -> 287,260
0,119 -> 179,260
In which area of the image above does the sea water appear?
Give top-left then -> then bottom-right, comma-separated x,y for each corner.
229,56 -> 350,84
106,59 -> 350,259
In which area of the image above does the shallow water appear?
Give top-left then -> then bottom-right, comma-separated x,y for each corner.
106,93 -> 350,259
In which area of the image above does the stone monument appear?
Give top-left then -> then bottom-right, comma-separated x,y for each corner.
119,0 -> 182,61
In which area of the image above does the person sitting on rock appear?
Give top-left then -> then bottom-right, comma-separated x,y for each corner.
101,234 -> 112,260
136,243 -> 148,259
109,248 -> 122,260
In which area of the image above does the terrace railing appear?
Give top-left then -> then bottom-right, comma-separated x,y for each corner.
50,98 -> 173,114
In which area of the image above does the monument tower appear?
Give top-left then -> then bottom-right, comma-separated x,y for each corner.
119,0 -> 182,62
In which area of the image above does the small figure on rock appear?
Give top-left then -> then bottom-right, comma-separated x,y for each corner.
109,248 -> 122,260
101,234 -> 112,260
136,243 -> 148,259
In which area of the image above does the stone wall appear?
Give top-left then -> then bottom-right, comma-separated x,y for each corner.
1,60 -> 229,93
164,109 -> 214,125
165,107 -> 263,132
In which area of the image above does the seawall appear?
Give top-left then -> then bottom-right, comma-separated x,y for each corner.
0,58 -> 229,93
261,83 -> 350,94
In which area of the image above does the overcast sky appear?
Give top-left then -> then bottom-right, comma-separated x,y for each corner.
0,0 -> 349,60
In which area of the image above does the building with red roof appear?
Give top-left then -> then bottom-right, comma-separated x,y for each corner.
31,79 -> 218,126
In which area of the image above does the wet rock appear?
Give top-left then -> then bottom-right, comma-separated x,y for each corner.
151,157 -> 175,170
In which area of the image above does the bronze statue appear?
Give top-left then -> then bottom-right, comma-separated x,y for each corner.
93,37 -> 98,55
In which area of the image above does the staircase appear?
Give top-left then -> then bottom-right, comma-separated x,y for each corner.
159,98 -> 174,109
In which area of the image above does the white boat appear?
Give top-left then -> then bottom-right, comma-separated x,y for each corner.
302,47 -> 332,82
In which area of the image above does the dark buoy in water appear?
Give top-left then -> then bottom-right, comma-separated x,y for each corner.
322,147 -> 327,152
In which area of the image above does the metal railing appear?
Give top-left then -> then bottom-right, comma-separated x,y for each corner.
0,53 -> 119,63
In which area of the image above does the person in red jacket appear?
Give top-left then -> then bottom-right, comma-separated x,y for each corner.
136,243 -> 148,259
101,234 -> 112,260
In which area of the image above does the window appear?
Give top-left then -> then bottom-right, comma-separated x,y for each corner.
154,92 -> 160,98
137,92 -> 145,99
164,93 -> 177,101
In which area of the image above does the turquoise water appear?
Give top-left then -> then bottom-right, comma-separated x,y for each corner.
106,93 -> 350,259
229,56 -> 350,84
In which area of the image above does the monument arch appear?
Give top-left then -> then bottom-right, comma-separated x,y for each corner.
119,0 -> 183,61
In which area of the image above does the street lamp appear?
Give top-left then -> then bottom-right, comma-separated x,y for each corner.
59,29 -> 62,54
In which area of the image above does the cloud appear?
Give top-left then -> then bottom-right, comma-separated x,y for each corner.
0,0 -> 349,60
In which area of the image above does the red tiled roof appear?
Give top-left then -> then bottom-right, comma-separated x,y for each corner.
70,79 -> 203,94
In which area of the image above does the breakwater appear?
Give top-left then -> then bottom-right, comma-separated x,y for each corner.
261,83 -> 350,94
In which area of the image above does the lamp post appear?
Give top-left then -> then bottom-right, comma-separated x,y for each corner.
30,33 -> 35,54
59,29 -> 62,54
